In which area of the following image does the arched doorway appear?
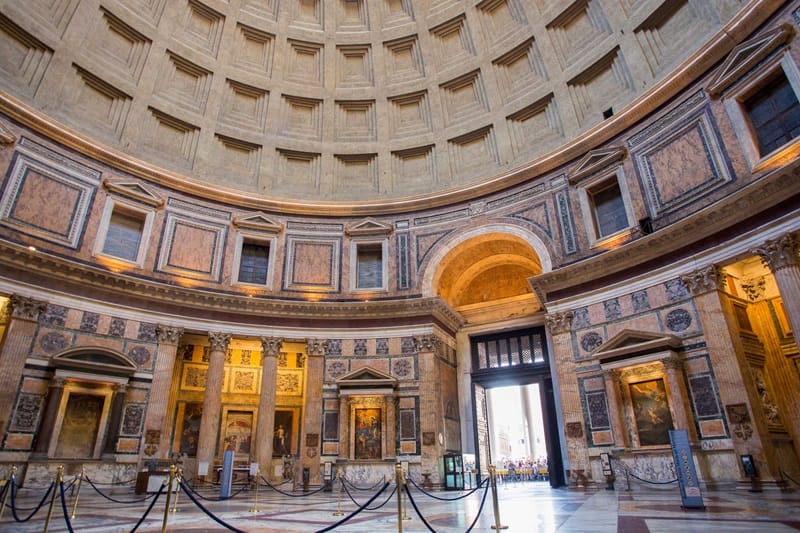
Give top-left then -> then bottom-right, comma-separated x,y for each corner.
428,229 -> 564,487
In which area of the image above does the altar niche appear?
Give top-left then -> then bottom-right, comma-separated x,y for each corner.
334,367 -> 398,462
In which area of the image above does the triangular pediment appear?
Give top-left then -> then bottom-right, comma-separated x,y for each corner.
345,218 -> 393,237
595,329 -> 681,367
567,146 -> 627,184
707,24 -> 795,98
104,179 -> 164,207
233,212 -> 284,233
336,366 -> 397,388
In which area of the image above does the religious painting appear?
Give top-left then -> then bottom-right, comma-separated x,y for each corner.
177,402 -> 203,456
354,408 -> 381,460
630,379 -> 673,446
273,410 -> 293,456
55,393 -> 104,458
222,409 -> 253,458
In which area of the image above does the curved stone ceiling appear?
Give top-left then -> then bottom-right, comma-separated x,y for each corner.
0,0 -> 745,203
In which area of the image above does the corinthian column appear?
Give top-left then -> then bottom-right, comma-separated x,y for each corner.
302,339 -> 326,485
256,337 -> 282,477
752,233 -> 800,354
196,332 -> 231,476
141,325 -> 183,460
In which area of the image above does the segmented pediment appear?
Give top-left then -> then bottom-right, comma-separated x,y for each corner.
567,146 -> 627,184
335,366 -> 397,388
707,24 -> 795,98
104,179 -> 164,207
595,329 -> 681,367
52,346 -> 138,376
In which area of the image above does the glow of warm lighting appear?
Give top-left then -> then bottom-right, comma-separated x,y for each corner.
306,293 -> 322,302
94,256 -> 134,274
27,245 -> 36,252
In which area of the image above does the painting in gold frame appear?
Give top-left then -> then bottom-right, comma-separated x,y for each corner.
629,378 -> 674,446
354,408 -> 381,460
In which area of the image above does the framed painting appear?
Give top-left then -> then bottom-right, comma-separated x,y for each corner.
273,409 -> 296,457
629,378 -> 674,446
221,408 -> 254,458
354,407 -> 381,460
175,402 -> 203,456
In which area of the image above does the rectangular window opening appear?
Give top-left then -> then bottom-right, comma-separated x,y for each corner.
238,241 -> 270,284
356,243 -> 383,289
744,72 -> 800,156
590,180 -> 627,238
102,209 -> 145,262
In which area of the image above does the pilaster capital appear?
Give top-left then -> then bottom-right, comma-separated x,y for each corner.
156,325 -> 184,345
752,233 -> 799,272
260,336 -> 284,357
51,376 -> 66,389
113,383 -> 129,394
413,334 -> 441,353
207,331 -> 231,352
680,265 -> 726,295
602,369 -> 620,383
9,294 -> 47,322
544,311 -> 573,335
306,339 -> 327,357
661,356 -> 683,372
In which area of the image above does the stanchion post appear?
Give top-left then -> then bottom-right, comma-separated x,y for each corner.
332,469 -> 344,516
43,464 -> 63,533
170,467 -> 182,513
488,465 -> 508,530
0,465 -> 16,521
401,466 -> 410,521
71,466 -> 85,519
395,463 -> 403,533
161,464 -> 176,532
249,468 -> 260,513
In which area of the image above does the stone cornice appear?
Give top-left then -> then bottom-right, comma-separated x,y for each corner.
531,157 -> 800,302
0,1 -> 781,216
0,241 -> 464,332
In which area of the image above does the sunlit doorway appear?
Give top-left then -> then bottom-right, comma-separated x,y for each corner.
487,384 -> 547,467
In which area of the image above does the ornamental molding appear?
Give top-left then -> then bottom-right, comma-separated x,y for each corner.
104,179 -> 165,207
567,146 -> 627,185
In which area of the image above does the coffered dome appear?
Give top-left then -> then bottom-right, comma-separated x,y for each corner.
0,0 -> 746,203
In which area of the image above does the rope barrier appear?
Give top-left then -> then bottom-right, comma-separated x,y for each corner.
464,479 -> 491,533
178,480 -> 247,533
406,476 -> 488,501
179,479 -> 250,501
129,481 -> 165,533
259,475 -> 328,497
58,481 -> 75,533
314,481 -> 391,533
780,469 -> 800,487
84,477 -> 155,504
9,480 -> 54,522
341,478 -> 396,510
402,484 -> 436,533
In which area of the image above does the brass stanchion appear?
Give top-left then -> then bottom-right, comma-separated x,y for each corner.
161,464 -> 176,532
0,466 -> 17,521
395,463 -> 403,533
332,469 -> 344,516
401,467 -> 410,521
488,465 -> 508,530
71,466 -> 85,519
249,468 -> 260,513
43,465 -> 63,533
170,467 -> 182,513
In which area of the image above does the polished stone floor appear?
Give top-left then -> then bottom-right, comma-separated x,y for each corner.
1,477 -> 799,532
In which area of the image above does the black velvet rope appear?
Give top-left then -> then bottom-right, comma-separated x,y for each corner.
179,479 -> 250,501
84,476 -> 155,504
314,481 -> 391,533
406,476 -> 489,501
9,480 -> 54,522
341,478 -> 396,510
402,484 -> 437,532
58,481 -> 75,533
259,475 -> 328,497
464,479 -> 491,533
128,481 -> 165,533
178,480 -> 246,533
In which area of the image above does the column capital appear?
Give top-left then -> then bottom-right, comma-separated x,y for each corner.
752,233 -> 800,272
156,325 -> 184,345
260,336 -> 284,357
207,331 -> 231,352
306,339 -> 327,357
680,265 -> 726,295
413,334 -> 441,353
545,311 -> 573,335
9,294 -> 47,322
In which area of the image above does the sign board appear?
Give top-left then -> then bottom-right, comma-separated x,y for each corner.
220,449 -> 235,498
669,429 -> 704,509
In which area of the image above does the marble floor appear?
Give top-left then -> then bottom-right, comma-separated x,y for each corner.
1,477 -> 798,532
